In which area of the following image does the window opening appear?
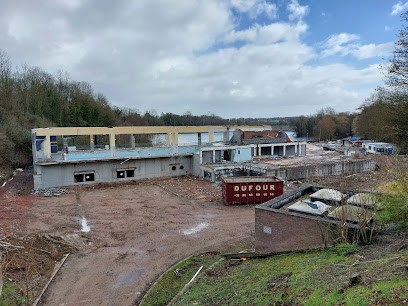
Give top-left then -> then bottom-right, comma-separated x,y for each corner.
117,170 -> 125,179
74,171 -> 95,183
85,173 -> 95,181
74,174 -> 84,183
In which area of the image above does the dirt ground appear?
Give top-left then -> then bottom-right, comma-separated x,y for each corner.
0,154 -> 406,305
1,175 -> 254,305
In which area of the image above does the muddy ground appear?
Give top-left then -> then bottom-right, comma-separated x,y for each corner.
1,175 -> 254,305
0,154 -> 406,305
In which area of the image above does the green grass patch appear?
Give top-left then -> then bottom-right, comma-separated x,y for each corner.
0,281 -> 27,306
141,253 -> 221,306
173,247 -> 408,305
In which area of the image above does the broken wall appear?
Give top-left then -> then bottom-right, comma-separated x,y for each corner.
34,155 -> 193,190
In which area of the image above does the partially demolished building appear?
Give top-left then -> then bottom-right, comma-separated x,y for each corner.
33,125 -> 304,190
32,125 -> 375,190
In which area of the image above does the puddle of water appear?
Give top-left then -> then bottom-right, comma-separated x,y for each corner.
181,222 -> 209,235
114,269 -> 146,288
81,217 -> 91,232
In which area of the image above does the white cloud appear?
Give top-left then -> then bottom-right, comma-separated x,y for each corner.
391,1 -> 408,15
231,0 -> 277,19
321,33 -> 393,60
224,22 -> 308,44
287,0 -> 309,21
224,27 -> 258,43
321,33 -> 360,57
0,0 -> 388,118
352,42 -> 394,59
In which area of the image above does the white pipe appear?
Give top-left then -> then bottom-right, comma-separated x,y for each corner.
187,265 -> 203,285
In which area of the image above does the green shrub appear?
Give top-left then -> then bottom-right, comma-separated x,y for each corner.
333,243 -> 361,256
377,159 -> 408,229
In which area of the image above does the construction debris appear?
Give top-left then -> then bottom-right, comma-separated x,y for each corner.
34,188 -> 67,197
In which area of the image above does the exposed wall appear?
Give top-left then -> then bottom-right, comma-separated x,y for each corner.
202,151 -> 213,164
255,208 -> 334,253
191,153 -> 201,177
230,129 -> 289,145
232,148 -> 252,162
201,158 -> 375,183
34,155 -> 193,190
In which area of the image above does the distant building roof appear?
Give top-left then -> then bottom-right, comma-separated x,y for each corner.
363,142 -> 393,146
350,135 -> 364,141
241,130 -> 290,141
241,130 -> 280,139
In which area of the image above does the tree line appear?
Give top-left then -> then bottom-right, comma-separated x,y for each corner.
352,12 -> 408,153
2,5 -> 408,180
0,50 -> 296,176
289,108 -> 356,141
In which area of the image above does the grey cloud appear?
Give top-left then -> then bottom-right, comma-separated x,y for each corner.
0,1 -> 387,118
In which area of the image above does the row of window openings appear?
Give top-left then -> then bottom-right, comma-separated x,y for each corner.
74,165 -> 186,183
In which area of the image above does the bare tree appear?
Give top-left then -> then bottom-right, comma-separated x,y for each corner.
384,12 -> 408,89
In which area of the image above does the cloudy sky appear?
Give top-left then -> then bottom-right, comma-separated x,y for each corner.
0,0 -> 406,118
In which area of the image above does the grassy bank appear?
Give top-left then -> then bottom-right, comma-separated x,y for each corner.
147,237 -> 408,305
142,253 -> 222,306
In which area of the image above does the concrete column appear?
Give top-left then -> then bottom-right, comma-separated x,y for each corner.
90,135 -> 95,152
31,130 -> 38,164
209,131 -> 214,143
44,135 -> 51,158
271,145 -> 274,156
131,134 -> 135,149
295,144 -> 297,156
173,132 -> 179,145
199,150 -> 203,164
212,150 -> 216,163
198,133 -> 202,146
109,133 -> 116,157
283,145 -> 286,157
258,145 -> 262,156
167,133 -> 172,146
223,131 -> 229,145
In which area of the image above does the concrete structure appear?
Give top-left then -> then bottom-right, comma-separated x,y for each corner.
229,129 -> 306,157
32,125 -> 271,190
32,126 -> 374,190
255,185 -> 374,254
200,158 -> 375,182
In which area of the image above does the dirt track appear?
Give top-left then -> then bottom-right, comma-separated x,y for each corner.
13,179 -> 254,305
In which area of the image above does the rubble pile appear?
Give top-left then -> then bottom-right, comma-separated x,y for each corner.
34,188 -> 67,197
156,177 -> 221,201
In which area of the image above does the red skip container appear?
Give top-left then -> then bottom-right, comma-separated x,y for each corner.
222,176 -> 284,205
